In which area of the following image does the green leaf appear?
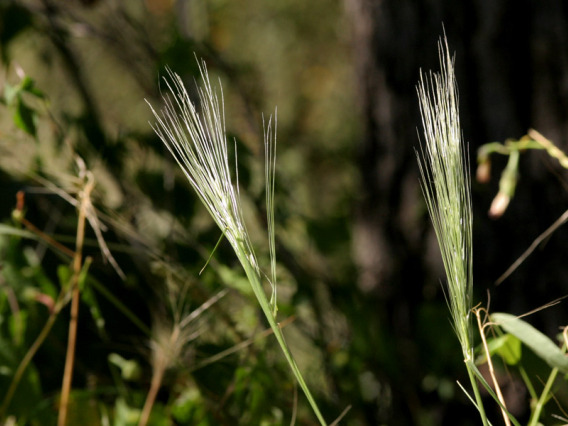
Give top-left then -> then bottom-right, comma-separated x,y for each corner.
57,264 -> 72,289
171,387 -> 206,424
476,333 -> 522,366
13,97 -> 37,137
20,76 -> 45,99
3,82 -> 18,105
114,397 -> 140,426
108,353 -> 141,381
466,359 -> 523,426
491,312 -> 568,373
8,309 -> 27,347
19,76 -> 35,92
0,224 -> 36,239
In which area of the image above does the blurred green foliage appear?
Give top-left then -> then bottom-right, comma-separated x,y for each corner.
0,1 -> 360,424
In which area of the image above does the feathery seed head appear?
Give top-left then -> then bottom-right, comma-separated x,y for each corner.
416,37 -> 474,359
146,60 -> 259,273
147,59 -> 326,425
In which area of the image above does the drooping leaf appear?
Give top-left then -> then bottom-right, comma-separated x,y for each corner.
491,312 -> 568,373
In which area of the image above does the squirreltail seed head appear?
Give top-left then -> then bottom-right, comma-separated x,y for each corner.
146,60 -> 259,274
416,36 -> 474,360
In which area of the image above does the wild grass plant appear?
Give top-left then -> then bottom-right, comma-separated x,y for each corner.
146,60 -> 328,425
417,36 -> 568,426
416,36 -> 488,424
3,16 -> 568,423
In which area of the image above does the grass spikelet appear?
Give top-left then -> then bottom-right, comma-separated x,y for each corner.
146,59 -> 326,425
416,36 -> 488,425
416,36 -> 473,360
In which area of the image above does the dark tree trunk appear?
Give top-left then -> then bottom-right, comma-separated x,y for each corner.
345,0 -> 568,423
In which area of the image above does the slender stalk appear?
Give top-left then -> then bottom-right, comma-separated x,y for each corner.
465,366 -> 489,426
138,355 -> 167,426
139,290 -> 226,424
58,174 -> 94,426
475,308 -> 509,425
528,367 -> 558,426
241,259 -> 326,425
528,325 -> 568,425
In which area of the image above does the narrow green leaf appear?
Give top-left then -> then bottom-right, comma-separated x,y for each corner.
77,257 -> 92,292
81,277 -> 106,335
466,360 -> 522,426
491,312 -> 568,373
0,224 -> 37,239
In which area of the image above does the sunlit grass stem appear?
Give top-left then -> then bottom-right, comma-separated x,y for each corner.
58,171 -> 94,426
416,36 -> 487,425
146,59 -> 326,425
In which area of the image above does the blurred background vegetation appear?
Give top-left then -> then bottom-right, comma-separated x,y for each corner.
1,0 -> 568,425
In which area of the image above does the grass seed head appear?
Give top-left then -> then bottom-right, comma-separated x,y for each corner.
416,36 -> 474,360
146,60 -> 260,275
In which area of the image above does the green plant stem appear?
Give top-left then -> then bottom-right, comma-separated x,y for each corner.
0,307 -> 59,419
466,361 -> 489,426
518,366 -> 538,402
528,367 -> 558,426
239,253 -> 327,426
